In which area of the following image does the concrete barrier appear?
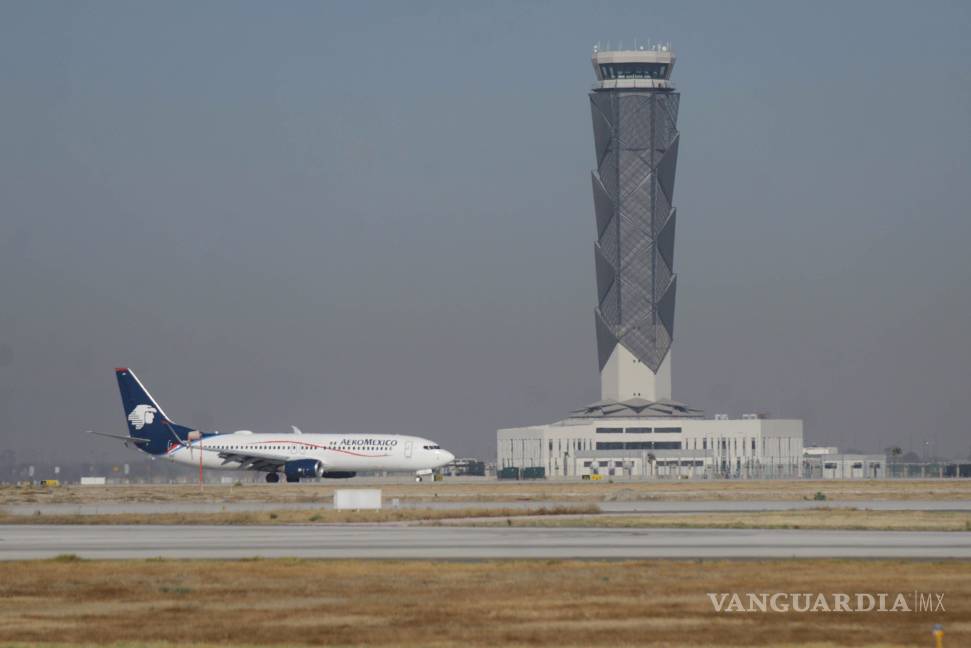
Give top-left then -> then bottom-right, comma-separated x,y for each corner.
334,489 -> 382,510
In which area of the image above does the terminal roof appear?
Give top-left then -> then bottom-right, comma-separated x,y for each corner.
567,398 -> 704,420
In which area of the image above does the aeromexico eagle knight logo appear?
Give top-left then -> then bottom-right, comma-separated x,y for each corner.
127,404 -> 158,430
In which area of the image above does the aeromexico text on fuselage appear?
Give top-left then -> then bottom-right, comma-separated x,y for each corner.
108,367 -> 454,482
341,438 -> 398,447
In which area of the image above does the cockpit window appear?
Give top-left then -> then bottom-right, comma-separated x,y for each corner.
422,444 -> 441,450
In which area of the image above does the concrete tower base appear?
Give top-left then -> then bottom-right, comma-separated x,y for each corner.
601,345 -> 671,402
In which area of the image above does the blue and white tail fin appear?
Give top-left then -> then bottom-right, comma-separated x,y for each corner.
115,368 -> 194,455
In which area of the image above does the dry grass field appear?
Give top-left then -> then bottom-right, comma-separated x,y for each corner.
3,506 -> 971,532
3,479 -> 971,507
0,559 -> 965,647
0,505 -> 598,526
456,509 -> 971,531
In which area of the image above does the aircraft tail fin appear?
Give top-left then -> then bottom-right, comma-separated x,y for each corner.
114,368 -> 194,455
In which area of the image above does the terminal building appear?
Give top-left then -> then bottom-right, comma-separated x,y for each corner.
497,45 -> 804,479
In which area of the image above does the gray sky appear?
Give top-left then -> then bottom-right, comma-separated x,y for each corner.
1,1 -> 969,463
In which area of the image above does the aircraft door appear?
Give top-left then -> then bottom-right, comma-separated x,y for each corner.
404,441 -> 413,458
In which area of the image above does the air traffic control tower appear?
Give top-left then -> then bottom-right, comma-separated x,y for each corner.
496,45 -> 804,481
590,45 -> 680,402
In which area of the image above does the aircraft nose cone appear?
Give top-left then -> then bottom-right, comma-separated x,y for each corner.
442,451 -> 455,464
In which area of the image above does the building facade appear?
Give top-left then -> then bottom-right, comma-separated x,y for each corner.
802,451 -> 886,480
498,402 -> 803,480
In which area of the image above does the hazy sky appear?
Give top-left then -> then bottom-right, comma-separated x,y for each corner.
1,1 -> 969,463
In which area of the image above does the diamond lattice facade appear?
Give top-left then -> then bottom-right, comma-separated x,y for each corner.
590,48 -> 680,401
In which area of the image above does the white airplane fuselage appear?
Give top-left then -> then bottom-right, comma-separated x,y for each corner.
166,433 -> 452,474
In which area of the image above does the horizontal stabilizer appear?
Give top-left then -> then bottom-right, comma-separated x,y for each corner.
88,430 -> 152,444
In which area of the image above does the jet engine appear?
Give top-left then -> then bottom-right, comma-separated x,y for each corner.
283,459 -> 324,480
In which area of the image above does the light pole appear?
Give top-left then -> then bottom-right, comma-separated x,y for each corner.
187,430 -> 203,491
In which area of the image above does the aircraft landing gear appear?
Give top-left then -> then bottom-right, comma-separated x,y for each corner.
415,476 -> 422,483
266,473 -> 280,483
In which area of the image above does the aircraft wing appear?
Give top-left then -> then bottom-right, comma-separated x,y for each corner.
193,445 -> 302,473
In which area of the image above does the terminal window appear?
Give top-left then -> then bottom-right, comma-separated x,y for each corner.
654,427 -> 682,434
653,441 -> 681,450
596,427 -> 624,434
626,427 -> 652,434
596,441 -> 682,450
596,442 -> 624,450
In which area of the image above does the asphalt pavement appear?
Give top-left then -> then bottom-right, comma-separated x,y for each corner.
1,524 -> 969,560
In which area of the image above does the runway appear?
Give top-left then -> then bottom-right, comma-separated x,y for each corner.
2,524 -> 969,560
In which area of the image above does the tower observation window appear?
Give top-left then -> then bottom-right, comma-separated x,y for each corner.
599,63 -> 668,80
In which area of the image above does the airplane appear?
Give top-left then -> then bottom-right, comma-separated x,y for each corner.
92,368 -> 455,483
